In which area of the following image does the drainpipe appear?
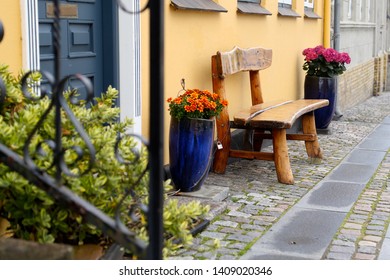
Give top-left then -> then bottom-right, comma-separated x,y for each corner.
323,0 -> 331,48
333,0 -> 343,119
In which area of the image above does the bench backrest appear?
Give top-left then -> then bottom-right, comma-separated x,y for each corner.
212,46 -> 272,121
216,46 -> 272,76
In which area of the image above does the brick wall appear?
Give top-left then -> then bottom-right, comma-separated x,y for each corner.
337,53 -> 388,112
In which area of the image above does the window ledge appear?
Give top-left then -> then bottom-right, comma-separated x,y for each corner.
278,7 -> 301,18
237,2 -> 272,15
304,9 -> 321,19
170,0 -> 227,13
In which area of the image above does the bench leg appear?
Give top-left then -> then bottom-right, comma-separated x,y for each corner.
272,128 -> 294,184
302,112 -> 323,159
213,120 -> 231,174
253,129 -> 265,151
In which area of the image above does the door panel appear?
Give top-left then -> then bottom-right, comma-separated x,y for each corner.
38,0 -> 103,99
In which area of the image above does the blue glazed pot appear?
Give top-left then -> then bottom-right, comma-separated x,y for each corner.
169,117 -> 215,192
304,75 -> 337,129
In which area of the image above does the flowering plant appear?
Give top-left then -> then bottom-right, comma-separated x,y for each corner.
302,45 -> 351,77
167,88 -> 228,120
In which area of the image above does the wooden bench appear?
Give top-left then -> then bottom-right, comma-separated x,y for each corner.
211,46 -> 329,184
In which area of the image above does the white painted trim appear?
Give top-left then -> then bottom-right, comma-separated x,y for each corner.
20,0 -> 40,71
118,2 -> 142,136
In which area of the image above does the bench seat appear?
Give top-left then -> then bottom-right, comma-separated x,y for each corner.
234,99 -> 329,129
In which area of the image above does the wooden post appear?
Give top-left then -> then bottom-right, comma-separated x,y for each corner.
302,112 -> 323,159
272,128 -> 294,184
212,55 -> 231,174
249,70 -> 263,105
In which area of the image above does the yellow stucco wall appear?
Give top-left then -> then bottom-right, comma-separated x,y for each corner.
0,0 -> 22,74
141,0 -> 326,162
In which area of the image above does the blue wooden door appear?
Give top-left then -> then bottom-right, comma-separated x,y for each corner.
38,0 -> 106,99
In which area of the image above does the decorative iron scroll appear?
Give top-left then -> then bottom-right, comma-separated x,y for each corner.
0,0 -> 163,259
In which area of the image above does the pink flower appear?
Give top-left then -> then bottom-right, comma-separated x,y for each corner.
313,45 -> 325,55
303,48 -> 318,62
322,48 -> 338,63
338,52 -> 351,64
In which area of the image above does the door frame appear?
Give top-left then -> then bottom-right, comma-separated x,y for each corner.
20,0 -> 142,135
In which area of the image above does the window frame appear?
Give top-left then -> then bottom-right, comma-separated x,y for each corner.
170,0 -> 227,13
278,0 -> 300,18
237,0 -> 272,16
304,0 -> 321,19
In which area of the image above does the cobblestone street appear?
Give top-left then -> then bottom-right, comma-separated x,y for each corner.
173,92 -> 390,260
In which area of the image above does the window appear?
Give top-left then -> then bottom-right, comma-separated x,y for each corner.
237,0 -> 271,15
278,0 -> 300,17
304,0 -> 321,19
170,0 -> 227,13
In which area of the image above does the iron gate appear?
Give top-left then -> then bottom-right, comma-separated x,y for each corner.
0,0 -> 164,259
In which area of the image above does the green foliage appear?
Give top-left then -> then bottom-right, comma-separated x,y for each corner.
0,65 -> 209,258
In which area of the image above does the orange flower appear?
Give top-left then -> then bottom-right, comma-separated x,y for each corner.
167,88 -> 228,119
174,97 -> 182,104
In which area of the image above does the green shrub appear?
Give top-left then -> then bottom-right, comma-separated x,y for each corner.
0,65 -> 209,258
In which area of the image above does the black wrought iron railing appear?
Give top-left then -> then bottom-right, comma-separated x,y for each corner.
0,0 -> 164,259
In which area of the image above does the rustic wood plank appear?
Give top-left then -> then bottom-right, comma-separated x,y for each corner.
234,100 -> 293,125
230,150 -> 274,161
244,99 -> 329,129
254,132 -> 317,141
217,46 -> 272,76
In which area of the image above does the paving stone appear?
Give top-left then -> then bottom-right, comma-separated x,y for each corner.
345,149 -> 386,166
340,229 -> 361,236
367,225 -> 385,231
296,182 -> 366,212
242,209 -> 345,259
354,253 -> 376,260
326,252 -> 353,260
214,220 -> 239,228
365,230 -> 384,236
226,234 -> 255,243
329,245 -> 356,254
344,223 -> 363,230
227,210 -> 252,219
241,224 -> 266,231
358,246 -> 377,254
363,235 -> 383,242
327,163 -> 377,184
227,242 -> 247,250
200,231 -> 227,240
358,240 -> 377,247
358,137 -> 390,151
332,239 -> 356,247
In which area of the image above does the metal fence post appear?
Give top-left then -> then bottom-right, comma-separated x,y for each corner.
147,0 -> 164,260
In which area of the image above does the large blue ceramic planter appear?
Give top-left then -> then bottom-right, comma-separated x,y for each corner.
304,75 -> 337,129
169,117 -> 215,192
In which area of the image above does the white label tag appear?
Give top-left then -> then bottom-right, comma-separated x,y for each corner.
217,141 -> 223,150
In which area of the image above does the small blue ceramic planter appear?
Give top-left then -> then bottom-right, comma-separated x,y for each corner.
304,75 -> 337,129
169,117 -> 215,192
